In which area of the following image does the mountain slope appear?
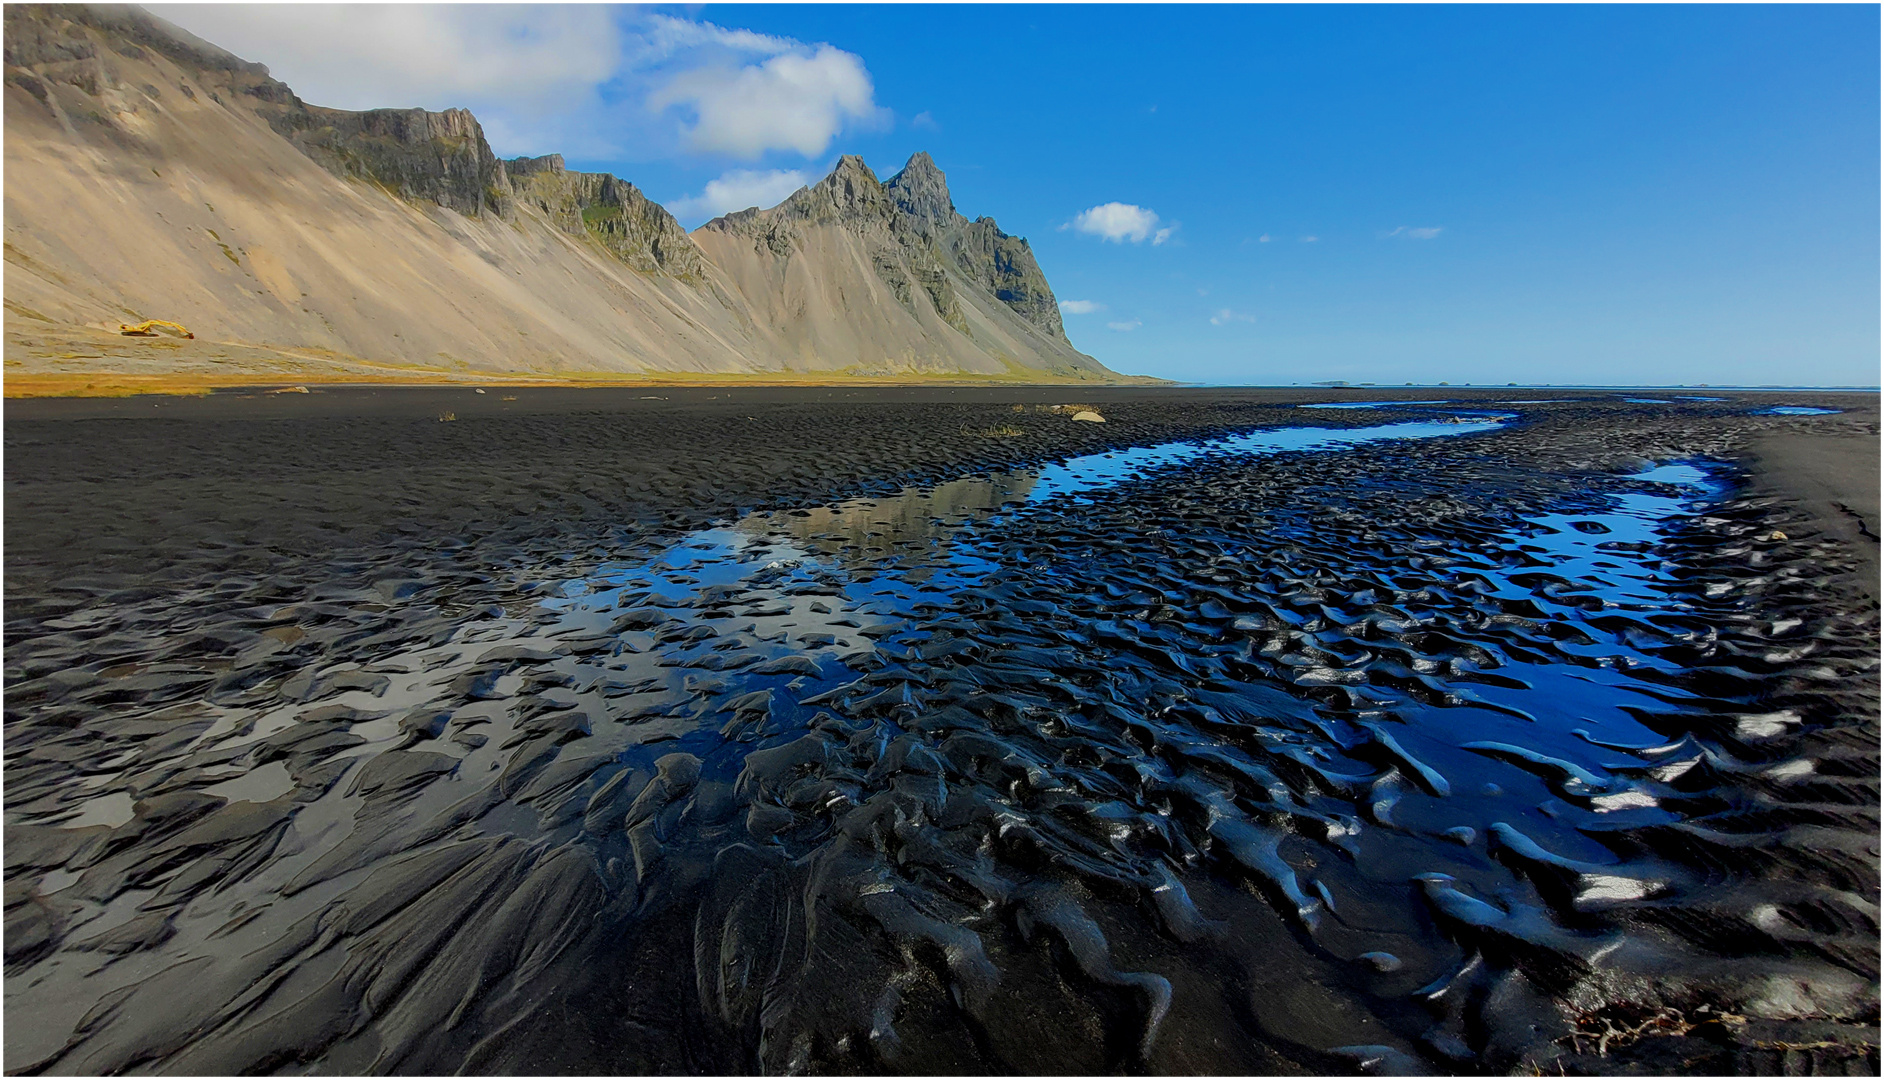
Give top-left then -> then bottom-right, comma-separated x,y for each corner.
1,5 -> 774,379
693,155 -> 1107,379
2,5 -> 1121,385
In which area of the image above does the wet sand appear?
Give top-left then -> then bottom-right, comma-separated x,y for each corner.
5,387 -> 1878,1075
1744,430 -> 1880,601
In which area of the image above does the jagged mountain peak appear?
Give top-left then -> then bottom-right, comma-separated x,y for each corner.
720,153 -> 894,230
689,149 -> 1073,346
888,150 -> 945,190
710,151 -> 965,235
885,151 -> 956,234
828,153 -> 877,180
808,153 -> 887,218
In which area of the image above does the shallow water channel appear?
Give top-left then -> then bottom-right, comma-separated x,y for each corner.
10,411 -> 1808,1073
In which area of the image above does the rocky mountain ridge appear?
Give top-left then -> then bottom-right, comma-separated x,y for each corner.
3,4 -> 1118,382
696,153 -> 1078,370
887,152 -> 1068,340
506,154 -> 705,282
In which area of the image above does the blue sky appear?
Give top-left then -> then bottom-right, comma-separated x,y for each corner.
158,4 -> 1879,386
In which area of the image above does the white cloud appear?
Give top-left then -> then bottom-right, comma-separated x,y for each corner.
1071,203 -> 1167,244
668,169 -> 809,222
1258,234 -> 1273,243
635,15 -> 795,60
1058,300 -> 1103,315
651,45 -> 886,159
1106,320 -> 1142,332
1209,309 -> 1255,326
1300,235 -> 1320,243
1386,225 -> 1443,240
150,7 -> 889,164
152,4 -> 621,112
911,111 -> 939,130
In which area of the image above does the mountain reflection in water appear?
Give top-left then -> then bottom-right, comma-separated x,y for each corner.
740,469 -> 1038,559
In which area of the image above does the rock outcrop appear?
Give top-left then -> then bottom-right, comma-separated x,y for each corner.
947,217 -> 1067,340
2,4 -> 1120,382
507,154 -> 704,281
271,105 -> 513,220
885,152 -> 1068,341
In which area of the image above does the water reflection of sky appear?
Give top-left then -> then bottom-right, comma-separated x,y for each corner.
543,420 -> 1519,747
1755,405 -> 1841,415
539,426 -> 1732,848
1024,418 -> 1504,503
1326,462 -> 1726,856
1502,463 -> 1719,612
564,420 -> 1514,605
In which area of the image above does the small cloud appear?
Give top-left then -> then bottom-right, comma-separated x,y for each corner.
1258,234 -> 1272,243
640,15 -> 796,57
911,110 -> 938,130
669,168 -> 808,221
1152,225 -> 1176,246
1386,225 -> 1443,240
1196,288 -> 1209,297
1058,299 -> 1103,315
1209,309 -> 1255,326
651,43 -> 888,159
1106,320 -> 1141,332
1071,202 -> 1165,244
1300,235 -> 1319,243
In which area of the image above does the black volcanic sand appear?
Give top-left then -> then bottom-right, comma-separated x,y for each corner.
5,387 -> 1879,1075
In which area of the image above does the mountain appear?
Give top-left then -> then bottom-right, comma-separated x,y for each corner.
693,154 -> 1098,378
1,5 -> 1122,386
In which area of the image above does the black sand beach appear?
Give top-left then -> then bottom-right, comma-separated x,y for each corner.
5,387 -> 1878,1074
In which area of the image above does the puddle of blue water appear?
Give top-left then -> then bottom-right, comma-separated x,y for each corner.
533,420 -> 1516,770
550,420 -> 1508,630
1622,398 -> 1672,404
535,426 -> 1730,857
1025,418 -> 1504,503
1756,406 -> 1841,416
1502,463 -> 1719,611
1371,462 -> 1726,835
